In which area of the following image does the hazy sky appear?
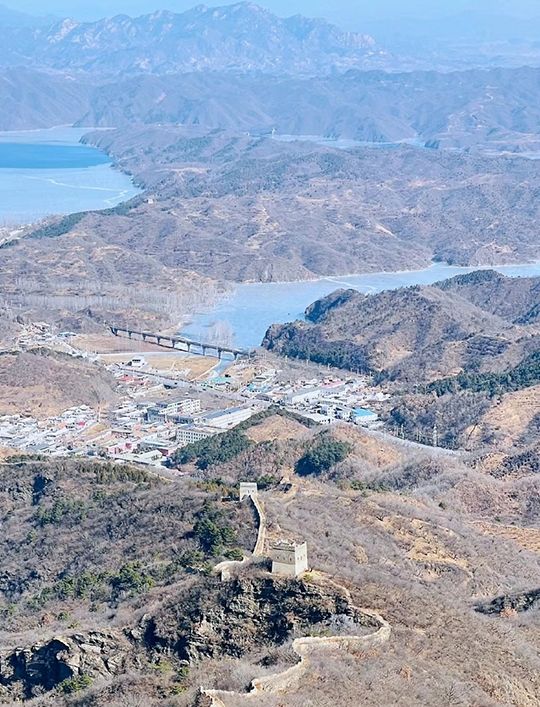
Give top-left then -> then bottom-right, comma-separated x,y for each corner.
7,0 -> 540,27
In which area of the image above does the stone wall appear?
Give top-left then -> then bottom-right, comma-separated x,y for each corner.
203,605 -> 390,704
213,494 -> 266,581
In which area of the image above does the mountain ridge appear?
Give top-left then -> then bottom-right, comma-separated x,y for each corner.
0,2 -> 379,76
8,65 -> 540,155
263,270 -> 540,381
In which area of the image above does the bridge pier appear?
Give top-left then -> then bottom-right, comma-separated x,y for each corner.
109,325 -> 248,360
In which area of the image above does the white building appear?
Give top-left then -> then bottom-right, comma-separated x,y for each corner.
284,388 -> 323,406
129,356 -> 147,368
271,540 -> 309,577
147,398 -> 202,421
352,408 -> 379,425
202,406 -> 255,430
176,425 -> 220,446
115,450 -> 163,466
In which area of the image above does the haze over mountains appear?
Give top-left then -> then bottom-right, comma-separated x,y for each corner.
7,64 -> 540,155
0,3 -> 380,75
4,0 -> 540,148
0,3 -> 54,27
2,2 -> 540,301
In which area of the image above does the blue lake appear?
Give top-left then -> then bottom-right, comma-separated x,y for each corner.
0,127 -> 140,224
183,262 -> 540,349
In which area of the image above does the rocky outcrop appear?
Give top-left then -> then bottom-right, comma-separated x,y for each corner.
0,575 -> 382,701
146,576 -> 376,663
305,288 -> 362,324
0,630 -> 131,700
475,588 -> 540,615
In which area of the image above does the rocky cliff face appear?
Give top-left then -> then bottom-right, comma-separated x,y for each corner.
0,630 -> 132,700
475,588 -> 540,615
147,576 -> 374,662
0,576 -> 371,701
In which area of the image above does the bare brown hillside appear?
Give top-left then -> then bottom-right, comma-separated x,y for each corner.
6,126 -> 539,301
264,270 -> 540,381
0,350 -> 118,417
2,427 -> 538,706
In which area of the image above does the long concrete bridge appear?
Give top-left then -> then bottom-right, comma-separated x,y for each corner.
109,325 -> 251,360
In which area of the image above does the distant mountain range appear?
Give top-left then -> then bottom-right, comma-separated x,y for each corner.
0,2 -> 380,76
1,2 -> 540,78
75,66 -> 540,150
6,65 -> 540,154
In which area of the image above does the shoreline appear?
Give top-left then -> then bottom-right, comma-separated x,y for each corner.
216,258 -> 540,290
0,127 -> 140,226
180,260 -> 540,348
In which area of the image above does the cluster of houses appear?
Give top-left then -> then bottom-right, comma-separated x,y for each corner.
243,374 -> 384,427
1,323 -> 388,466
0,394 -> 263,467
99,397 -> 264,467
0,406 -> 98,456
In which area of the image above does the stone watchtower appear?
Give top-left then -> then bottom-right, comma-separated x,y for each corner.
271,540 -> 308,577
239,482 -> 258,501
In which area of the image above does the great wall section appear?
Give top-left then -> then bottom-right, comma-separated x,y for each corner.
201,485 -> 392,705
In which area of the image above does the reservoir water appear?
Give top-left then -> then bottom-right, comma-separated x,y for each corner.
4,128 -> 540,352
0,126 -> 140,224
183,262 -> 540,350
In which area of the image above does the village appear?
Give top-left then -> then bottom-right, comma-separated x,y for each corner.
0,325 -> 388,468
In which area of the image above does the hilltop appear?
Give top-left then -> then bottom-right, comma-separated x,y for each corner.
264,270 -> 540,379
263,271 -> 540,451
